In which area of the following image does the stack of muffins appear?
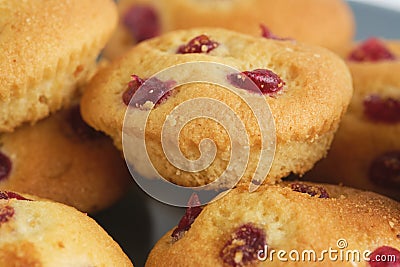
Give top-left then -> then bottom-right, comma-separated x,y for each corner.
0,1 -> 133,266
1,0 -> 399,266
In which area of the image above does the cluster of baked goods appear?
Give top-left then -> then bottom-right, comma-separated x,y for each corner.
83,0 -> 398,266
2,0 -> 399,266
0,1 -> 134,265
0,0 -> 133,213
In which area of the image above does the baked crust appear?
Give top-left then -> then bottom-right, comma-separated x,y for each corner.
146,182 -> 400,267
0,192 -> 133,266
0,0 -> 117,132
0,106 -> 132,213
104,0 -> 354,59
305,41 -> 400,200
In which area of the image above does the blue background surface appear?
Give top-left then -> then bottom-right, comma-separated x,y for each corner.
351,1 -> 400,40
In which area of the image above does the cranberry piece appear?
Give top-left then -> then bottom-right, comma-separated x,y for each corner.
0,191 -> 31,201
227,69 -> 285,96
369,246 -> 400,267
369,151 -> 400,189
122,75 -> 175,108
0,152 -> 11,181
348,38 -> 396,62
123,5 -> 160,42
220,223 -> 266,267
290,183 -> 329,198
260,24 -> 291,41
363,95 -> 400,124
177,35 -> 219,54
171,193 -> 202,241
122,75 -> 145,106
0,205 -> 14,224
67,106 -> 103,140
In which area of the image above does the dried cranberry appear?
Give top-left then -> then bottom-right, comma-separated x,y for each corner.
227,69 -> 285,96
0,191 -> 31,201
122,75 -> 175,108
123,5 -> 160,42
220,223 -> 266,267
171,193 -> 202,241
0,152 -> 11,181
177,35 -> 219,54
369,246 -> 400,267
122,75 -> 145,106
363,95 -> 400,123
0,205 -> 14,224
348,38 -> 396,62
260,24 -> 291,41
369,151 -> 400,189
67,106 -> 103,140
290,183 -> 329,198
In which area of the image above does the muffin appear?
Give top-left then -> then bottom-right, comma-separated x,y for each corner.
305,38 -> 400,200
146,182 -> 400,267
81,28 -> 352,188
103,0 -> 158,60
0,191 -> 133,267
0,0 -> 117,132
0,105 -> 132,213
103,0 -> 354,59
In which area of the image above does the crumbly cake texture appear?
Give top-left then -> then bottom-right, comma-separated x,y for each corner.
0,106 -> 132,213
103,0 -> 354,59
306,41 -> 400,200
0,192 -> 133,267
81,28 -> 353,188
0,0 -> 117,132
145,182 -> 400,267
